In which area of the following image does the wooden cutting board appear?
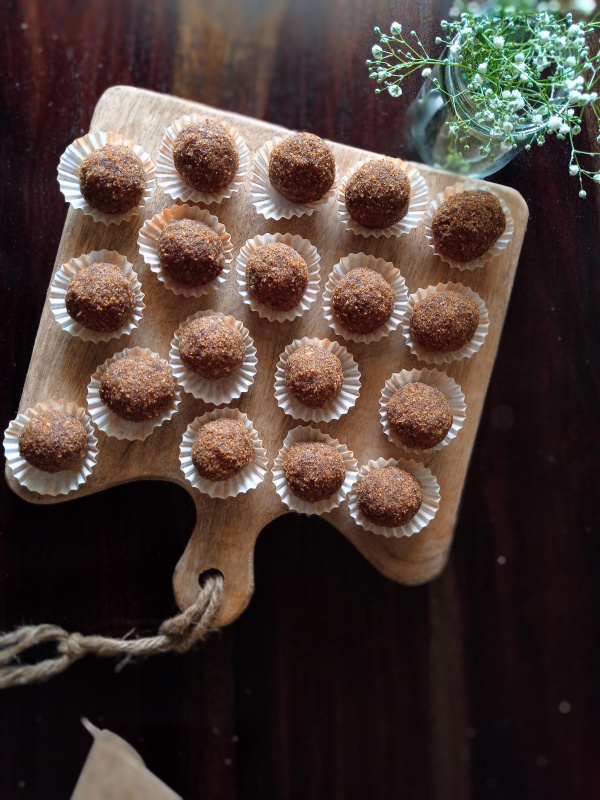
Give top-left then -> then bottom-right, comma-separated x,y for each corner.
5,86 -> 528,627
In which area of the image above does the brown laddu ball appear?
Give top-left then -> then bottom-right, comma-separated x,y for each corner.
284,344 -> 344,408
99,355 -> 176,422
246,242 -> 308,311
192,418 -> 253,481
173,120 -> 239,193
388,382 -> 453,449
345,160 -> 411,229
65,263 -> 135,332
282,442 -> 346,502
357,466 -> 423,527
431,190 -> 505,262
158,219 -> 225,287
409,291 -> 479,353
179,316 -> 246,381
18,410 -> 88,473
332,267 -> 395,334
268,132 -> 336,203
79,144 -> 146,215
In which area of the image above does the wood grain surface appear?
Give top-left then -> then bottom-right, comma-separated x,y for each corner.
1,1 -> 599,799
5,85 -> 527,626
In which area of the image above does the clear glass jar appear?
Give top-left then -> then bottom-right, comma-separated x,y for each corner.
407,58 -> 545,178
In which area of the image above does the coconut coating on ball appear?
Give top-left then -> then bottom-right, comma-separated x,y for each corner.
18,410 -> 88,473
158,219 -> 225,287
246,242 -> 309,311
99,355 -> 177,422
284,344 -> 344,408
268,132 -> 336,203
65,263 -> 135,332
179,316 -> 246,381
332,267 -> 395,334
388,382 -> 453,449
79,145 -> 146,215
431,190 -> 505,262
282,442 -> 346,502
357,466 -> 423,528
345,160 -> 411,229
409,292 -> 479,353
192,418 -> 253,482
173,120 -> 239,193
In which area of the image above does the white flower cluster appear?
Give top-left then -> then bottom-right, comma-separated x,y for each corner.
366,12 -> 600,194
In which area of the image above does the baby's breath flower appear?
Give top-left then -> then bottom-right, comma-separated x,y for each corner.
372,45 -> 383,60
493,36 -> 505,49
388,84 -> 402,98
569,164 -> 580,175
390,21 -> 402,36
422,68 -> 432,77
579,189 -> 587,197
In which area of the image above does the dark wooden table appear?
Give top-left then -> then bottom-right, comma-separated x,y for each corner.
1,1 -> 599,798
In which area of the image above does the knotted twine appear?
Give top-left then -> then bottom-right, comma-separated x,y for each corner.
0,572 -> 224,689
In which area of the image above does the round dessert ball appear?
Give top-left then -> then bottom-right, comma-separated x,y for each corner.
192,418 -> 253,482
282,442 -> 346,503
179,315 -> 246,381
65,263 -> 135,332
284,344 -> 344,409
409,291 -> 479,353
431,189 -> 506,262
158,219 -> 225,287
246,242 -> 309,311
345,160 -> 411,229
79,144 -> 146,215
99,355 -> 177,422
357,466 -> 423,528
173,120 -> 239,193
388,382 -> 453,449
18,410 -> 88,473
332,267 -> 395,334
268,132 -> 336,203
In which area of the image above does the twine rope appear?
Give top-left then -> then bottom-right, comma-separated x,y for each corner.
0,572 -> 224,689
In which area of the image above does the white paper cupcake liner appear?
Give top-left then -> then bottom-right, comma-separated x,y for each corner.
137,204 -> 233,298
155,114 -> 250,205
87,346 -> 181,441
236,232 -> 321,322
322,252 -> 409,344
179,408 -> 268,499
57,131 -> 156,225
49,250 -> 144,343
272,425 -> 359,515
337,157 -> 429,238
401,282 -> 489,365
347,457 -> 440,538
4,401 -> 98,496
169,309 -> 257,406
274,337 -> 361,423
250,135 -> 338,220
379,368 -> 466,453
422,180 -> 515,271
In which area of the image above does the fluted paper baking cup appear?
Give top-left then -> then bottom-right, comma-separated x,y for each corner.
337,157 -> 429,238
422,180 -> 514,271
57,131 -> 156,225
179,407 -> 268,499
274,336 -> 361,423
250,135 -> 338,220
87,346 -> 181,441
347,457 -> 440,538
322,252 -> 409,344
401,282 -> 489,365
272,425 -> 359,515
49,250 -> 144,343
379,368 -> 466,453
169,309 -> 257,406
236,232 -> 321,322
155,114 -> 250,205
137,204 -> 233,298
4,401 -> 98,496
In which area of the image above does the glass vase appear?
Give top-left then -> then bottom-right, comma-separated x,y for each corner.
407,60 -> 544,178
